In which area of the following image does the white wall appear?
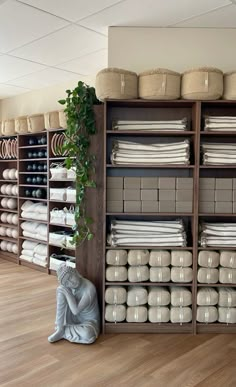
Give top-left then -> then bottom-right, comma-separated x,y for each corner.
0,76 -> 95,120
108,27 -> 236,73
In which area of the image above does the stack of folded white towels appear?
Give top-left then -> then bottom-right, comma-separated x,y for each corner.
21,201 -> 47,221
197,287 -> 236,324
105,286 -> 192,323
107,220 -> 187,247
112,118 -> 188,132
204,116 -> 236,132
200,222 -> 236,247
20,240 -> 47,267
198,250 -> 236,285
201,143 -> 236,165
20,221 -> 47,242
111,139 -> 190,166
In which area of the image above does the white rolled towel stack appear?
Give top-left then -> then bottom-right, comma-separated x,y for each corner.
106,249 -> 128,282
218,288 -> 236,324
149,250 -> 170,283
20,240 -> 47,267
170,250 -> 193,283
105,286 -> 127,322
21,200 -> 48,221
219,251 -> 236,284
107,220 -> 186,247
148,287 -> 170,323
21,221 -> 47,242
200,223 -> 236,247
198,251 -> 219,284
197,288 -> 218,323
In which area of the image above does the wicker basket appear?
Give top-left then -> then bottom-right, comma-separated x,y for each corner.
181,67 -> 223,100
58,110 -> 67,129
15,116 -> 28,134
27,114 -> 45,133
96,68 -> 138,101
2,119 -> 15,135
139,68 -> 181,100
44,111 -> 60,130
223,71 -> 236,100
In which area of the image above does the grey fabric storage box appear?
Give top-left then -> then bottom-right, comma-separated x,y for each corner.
233,202 -> 236,213
176,190 -> 192,202
105,304 -> 126,322
123,189 -> 140,201
215,178 -> 233,190
199,178 -> 215,190
176,201 -> 192,213
199,190 -> 215,202
199,202 -> 215,213
142,201 -> 159,213
127,286 -> 148,306
106,249 -> 128,265
215,190 -> 232,202
126,306 -> 148,322
107,201 -> 123,213
124,177 -> 141,189
141,189 -> 158,201
233,191 -> 236,202
176,177 -> 193,189
197,306 -> 218,323
124,201 -> 141,212
159,189 -> 175,201
148,307 -> 170,323
107,177 -> 123,189
148,287 -> 170,306
107,189 -> 123,201
141,177 -> 158,189
215,202 -> 233,214
159,177 -> 175,189
105,286 -> 127,304
159,201 -> 176,212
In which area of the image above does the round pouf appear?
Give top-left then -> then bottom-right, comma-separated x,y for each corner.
181,67 -> 223,100
95,68 -> 138,101
223,71 -> 236,100
139,68 -> 181,100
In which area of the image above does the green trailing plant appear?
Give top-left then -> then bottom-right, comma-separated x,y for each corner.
59,81 -> 101,246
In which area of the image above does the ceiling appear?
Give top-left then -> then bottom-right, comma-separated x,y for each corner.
0,0 -> 236,99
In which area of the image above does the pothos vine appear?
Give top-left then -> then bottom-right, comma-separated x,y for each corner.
59,81 -> 101,246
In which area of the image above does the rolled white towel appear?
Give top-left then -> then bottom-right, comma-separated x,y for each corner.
34,243 -> 47,256
197,306 -> 218,323
36,224 -> 47,236
105,304 -> 126,322
218,307 -> 236,323
21,221 -> 39,232
106,250 -> 128,266
219,268 -> 236,284
170,307 -> 192,323
126,306 -> 148,323
20,254 -> 33,263
22,240 -> 38,250
32,257 -> 47,267
170,287 -> 192,307
171,267 -> 193,283
197,288 -> 218,306
105,286 -> 127,305
21,249 -> 34,257
197,268 -> 219,284
220,251 -> 236,268
106,266 -> 128,282
218,288 -> 236,307
128,266 -> 149,282
149,250 -> 171,267
198,251 -> 220,268
150,267 -> 171,282
33,253 -> 47,262
128,250 -> 149,266
148,287 -> 170,306
127,286 -> 148,306
148,307 -> 170,323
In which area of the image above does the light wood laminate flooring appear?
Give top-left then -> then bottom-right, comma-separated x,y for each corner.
0,259 -> 236,387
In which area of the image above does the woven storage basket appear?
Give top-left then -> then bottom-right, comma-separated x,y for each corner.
15,116 -> 28,134
44,111 -> 60,129
139,68 -> 181,100
59,110 -> 67,129
2,119 -> 15,135
181,67 -> 223,100
27,114 -> 45,133
96,68 -> 138,101
223,71 -> 236,100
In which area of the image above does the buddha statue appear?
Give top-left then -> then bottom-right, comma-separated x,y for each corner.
48,264 -> 100,344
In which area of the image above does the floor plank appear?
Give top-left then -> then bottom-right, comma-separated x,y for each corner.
0,260 -> 235,387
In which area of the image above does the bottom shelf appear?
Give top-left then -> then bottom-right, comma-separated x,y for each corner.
197,323 -> 236,333
0,251 -> 18,264
104,323 -> 193,333
19,259 -> 48,273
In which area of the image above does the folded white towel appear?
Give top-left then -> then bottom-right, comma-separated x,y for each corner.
34,244 -> 47,256
149,250 -> 171,267
33,257 -> 47,267
148,307 -> 170,323
105,286 -> 127,305
197,288 -> 218,306
127,287 -> 148,306
21,249 -> 34,257
22,240 -> 38,250
21,221 -> 39,232
21,211 -> 47,221
148,287 -> 170,306
33,253 -> 47,262
218,288 -> 236,307
20,254 -> 33,263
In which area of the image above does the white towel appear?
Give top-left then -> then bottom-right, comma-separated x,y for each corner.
34,244 -> 47,256
33,257 -> 47,267
20,254 -> 33,263
21,249 -> 34,257
197,288 -> 218,306
33,253 -> 47,262
22,240 -> 38,250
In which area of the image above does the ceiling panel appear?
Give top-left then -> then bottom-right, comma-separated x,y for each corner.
10,25 -> 108,66
79,0 -> 231,34
17,0 -> 123,23
176,4 -> 236,27
0,83 -> 30,98
0,55 -> 46,82
6,67 -> 83,89
56,49 -> 107,75
0,0 -> 68,53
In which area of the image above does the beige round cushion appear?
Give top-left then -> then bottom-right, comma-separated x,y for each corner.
181,67 -> 223,100
139,68 -> 181,100
15,116 -> 28,134
96,68 -> 138,101
223,71 -> 236,100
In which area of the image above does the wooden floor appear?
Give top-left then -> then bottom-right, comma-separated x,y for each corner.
1,260 -> 236,387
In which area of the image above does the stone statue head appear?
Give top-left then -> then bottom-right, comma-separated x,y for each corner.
57,264 -> 81,289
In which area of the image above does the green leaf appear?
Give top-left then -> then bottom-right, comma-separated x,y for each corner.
58,99 -> 66,105
87,233 -> 93,240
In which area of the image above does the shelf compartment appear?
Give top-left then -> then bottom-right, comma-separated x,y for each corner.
200,131 -> 236,136
0,179 -> 17,183
199,213 -> 236,217
198,247 -> 236,250
49,179 -> 75,182
0,251 -> 18,263
200,165 -> 236,169
19,172 -> 47,175
0,159 -> 17,162
19,184 -> 47,188
0,223 -> 18,228
49,242 -> 75,251
105,282 -> 192,287
104,322 -> 193,334
20,158 -> 47,162
197,323 -> 236,334
0,194 -> 17,199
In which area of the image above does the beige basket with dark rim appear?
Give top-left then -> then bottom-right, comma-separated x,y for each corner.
139,68 -> 181,100
96,67 -> 138,101
2,119 -> 15,135
223,71 -> 236,100
15,116 -> 28,134
181,67 -> 223,100
27,114 -> 45,133
44,110 -> 60,130
59,109 -> 67,129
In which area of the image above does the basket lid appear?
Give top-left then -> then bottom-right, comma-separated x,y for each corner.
183,67 -> 223,75
139,68 -> 180,76
96,67 -> 137,77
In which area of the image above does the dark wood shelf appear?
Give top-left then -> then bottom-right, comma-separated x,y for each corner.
105,282 -> 192,286
49,179 -> 74,182
197,283 -> 236,287
107,130 -> 194,136
199,213 -> 236,217
0,179 -> 17,182
20,184 -> 47,188
197,323 -> 236,334
107,164 -> 194,169
198,246 -> 236,250
106,246 -> 193,250
19,259 -> 48,273
200,131 -> 236,135
49,223 -> 72,229
49,242 -> 76,251
0,159 -> 17,162
106,212 -> 193,216
50,199 -> 75,203
0,208 -> 18,213
19,144 -> 47,149
19,172 -> 47,175
19,236 -> 48,244
200,165 -> 236,168
19,217 -> 48,224
0,194 -> 17,198
105,322 -> 193,334
0,223 -> 18,228
0,235 -> 17,242
49,156 -> 66,160
0,251 -> 18,264
19,197 -> 47,202
20,158 -> 47,162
